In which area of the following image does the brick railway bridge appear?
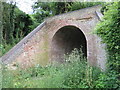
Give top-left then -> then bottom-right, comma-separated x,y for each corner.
1,5 -> 106,70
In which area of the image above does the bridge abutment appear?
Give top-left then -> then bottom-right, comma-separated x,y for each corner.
1,5 -> 106,71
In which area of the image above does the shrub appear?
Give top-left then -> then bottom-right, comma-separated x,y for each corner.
2,49 -> 119,88
96,2 -> 120,73
95,2 -> 120,89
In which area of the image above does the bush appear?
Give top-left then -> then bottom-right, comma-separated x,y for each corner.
95,2 -> 120,89
2,49 -> 119,88
96,2 -> 120,72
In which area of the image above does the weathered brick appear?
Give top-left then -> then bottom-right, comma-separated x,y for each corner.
1,5 -> 106,71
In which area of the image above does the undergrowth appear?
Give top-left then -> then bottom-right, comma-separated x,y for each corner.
2,49 -> 120,88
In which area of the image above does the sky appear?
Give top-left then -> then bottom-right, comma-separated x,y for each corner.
15,0 -> 37,14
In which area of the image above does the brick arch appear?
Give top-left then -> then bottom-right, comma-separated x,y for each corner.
50,25 -> 87,62
1,5 -> 106,70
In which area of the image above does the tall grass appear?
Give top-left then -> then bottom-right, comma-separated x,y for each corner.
2,49 -> 119,88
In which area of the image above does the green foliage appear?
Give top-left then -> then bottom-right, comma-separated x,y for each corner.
32,2 -> 104,24
2,2 -> 16,44
70,2 -> 104,11
2,49 -> 119,88
95,2 -> 120,89
96,2 -> 120,72
14,8 -> 33,36
1,2 -> 34,55
95,70 -> 119,88
0,61 -> 2,89
0,1 -> 3,47
1,2 -> 120,88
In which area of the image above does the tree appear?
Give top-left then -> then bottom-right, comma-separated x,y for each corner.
1,1 -> 34,55
32,2 -> 103,24
2,2 -> 16,44
0,1 -> 3,56
0,1 -> 3,44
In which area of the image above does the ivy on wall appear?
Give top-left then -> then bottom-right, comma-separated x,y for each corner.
96,2 -> 120,73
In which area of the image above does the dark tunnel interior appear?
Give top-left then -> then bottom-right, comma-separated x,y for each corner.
51,26 -> 87,62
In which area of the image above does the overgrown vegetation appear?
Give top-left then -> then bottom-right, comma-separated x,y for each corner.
1,1 -> 120,89
2,49 -> 119,88
31,2 -> 104,23
0,1 -> 34,56
96,1 -> 120,84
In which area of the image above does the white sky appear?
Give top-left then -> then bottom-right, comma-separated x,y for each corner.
15,0 -> 37,14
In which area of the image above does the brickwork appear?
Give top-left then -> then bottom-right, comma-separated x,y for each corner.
1,5 -> 106,70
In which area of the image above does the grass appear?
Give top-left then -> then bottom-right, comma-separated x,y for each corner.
2,49 -> 120,88
0,61 -> 2,89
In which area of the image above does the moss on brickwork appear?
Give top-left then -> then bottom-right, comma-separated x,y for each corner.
35,34 -> 49,66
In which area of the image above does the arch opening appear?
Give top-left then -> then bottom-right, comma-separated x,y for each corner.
51,26 -> 87,62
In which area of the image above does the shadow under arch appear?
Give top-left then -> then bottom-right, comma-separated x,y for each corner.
51,25 -> 87,62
